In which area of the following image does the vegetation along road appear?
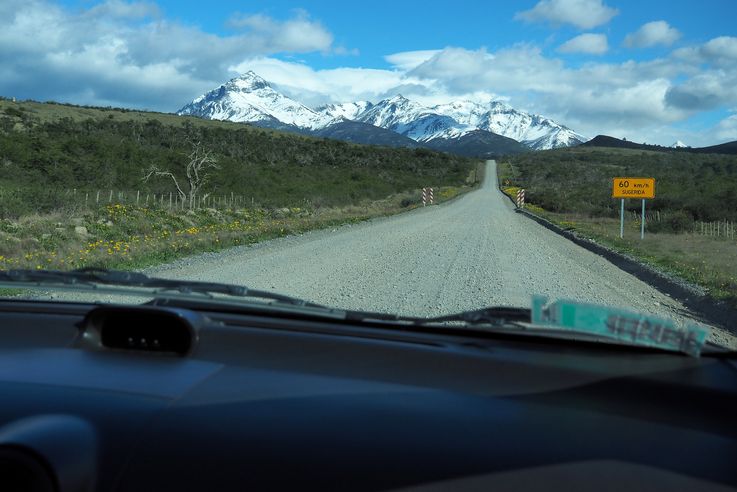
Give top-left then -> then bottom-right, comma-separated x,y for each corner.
148,160 -> 736,348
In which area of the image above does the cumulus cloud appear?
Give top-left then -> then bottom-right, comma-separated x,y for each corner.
0,0 -> 340,111
665,71 -> 737,112
624,21 -> 681,48
228,57 -> 417,107
714,114 -> 737,141
226,10 -> 333,53
558,33 -> 608,54
384,50 -> 442,71
665,37 -> 737,113
400,45 -> 698,139
515,0 -> 618,29
674,36 -> 737,68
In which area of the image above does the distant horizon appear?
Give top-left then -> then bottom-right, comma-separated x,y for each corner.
2,0 -> 736,146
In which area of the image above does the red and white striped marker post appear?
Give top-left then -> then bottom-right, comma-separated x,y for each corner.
422,187 -> 435,206
516,189 -> 525,208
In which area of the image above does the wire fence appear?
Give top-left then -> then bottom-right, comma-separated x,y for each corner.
83,189 -> 255,210
14,188 -> 259,213
693,220 -> 737,239
626,211 -> 736,240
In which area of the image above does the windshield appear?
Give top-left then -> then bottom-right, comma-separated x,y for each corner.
0,0 -> 735,350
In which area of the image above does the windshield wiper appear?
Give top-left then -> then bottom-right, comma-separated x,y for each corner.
0,268 -> 326,308
420,306 -> 532,326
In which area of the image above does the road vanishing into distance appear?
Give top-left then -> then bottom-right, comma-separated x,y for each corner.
148,160 -> 734,347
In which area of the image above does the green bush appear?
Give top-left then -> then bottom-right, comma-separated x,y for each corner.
647,211 -> 694,233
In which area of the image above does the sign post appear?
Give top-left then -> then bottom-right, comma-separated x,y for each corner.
612,178 -> 655,239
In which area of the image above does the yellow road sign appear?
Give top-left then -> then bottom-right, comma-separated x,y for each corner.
612,177 -> 655,199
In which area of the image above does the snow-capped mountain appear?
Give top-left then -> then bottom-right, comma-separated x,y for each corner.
316,101 -> 374,121
178,71 -> 334,130
314,96 -> 583,149
671,140 -> 689,148
178,71 -> 587,154
431,100 -> 586,149
348,95 -> 475,142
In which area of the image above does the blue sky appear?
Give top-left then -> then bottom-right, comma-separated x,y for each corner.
3,0 -> 737,145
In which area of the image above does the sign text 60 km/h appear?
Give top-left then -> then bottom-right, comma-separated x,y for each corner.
612,178 -> 655,199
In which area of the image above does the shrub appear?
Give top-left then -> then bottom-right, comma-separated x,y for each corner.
647,210 -> 693,233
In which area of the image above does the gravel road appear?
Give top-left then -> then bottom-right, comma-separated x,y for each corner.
146,160 -> 734,347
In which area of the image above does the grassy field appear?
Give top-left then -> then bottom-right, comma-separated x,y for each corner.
498,157 -> 737,307
0,182 -> 477,273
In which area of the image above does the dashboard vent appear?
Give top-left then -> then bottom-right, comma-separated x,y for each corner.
79,306 -> 199,356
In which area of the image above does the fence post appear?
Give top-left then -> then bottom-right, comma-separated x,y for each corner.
85,193 -> 88,208
136,190 -> 140,205
96,190 -> 100,204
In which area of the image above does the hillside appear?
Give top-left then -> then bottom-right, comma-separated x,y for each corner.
0,98 -> 477,217
582,135 -> 737,155
504,146 -> 737,222
425,130 -> 529,158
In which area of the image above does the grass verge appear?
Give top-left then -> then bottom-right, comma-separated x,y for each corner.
0,184 -> 475,274
497,165 -> 737,308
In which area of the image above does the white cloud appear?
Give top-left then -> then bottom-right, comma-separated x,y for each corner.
665,37 -> 737,113
673,36 -> 737,68
226,11 -> 333,53
385,50 -> 442,71
404,45 -> 697,140
85,0 -> 160,19
228,58 -> 413,107
515,0 -> 618,29
558,33 -> 608,55
624,21 -> 681,48
714,114 -> 737,141
0,0 -> 340,110
665,71 -> 737,111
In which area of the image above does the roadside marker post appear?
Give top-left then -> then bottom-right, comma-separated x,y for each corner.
516,189 -> 525,208
422,187 -> 434,206
612,178 -> 655,239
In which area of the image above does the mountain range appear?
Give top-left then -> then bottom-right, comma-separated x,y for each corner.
177,71 -> 587,156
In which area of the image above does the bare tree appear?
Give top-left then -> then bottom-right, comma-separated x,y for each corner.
143,140 -> 219,209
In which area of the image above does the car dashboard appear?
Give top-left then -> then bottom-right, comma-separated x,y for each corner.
0,300 -> 736,491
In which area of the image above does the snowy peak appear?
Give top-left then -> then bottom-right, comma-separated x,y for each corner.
178,73 -> 334,130
671,140 -> 689,148
225,71 -> 271,91
431,100 -> 586,149
353,96 -> 474,142
316,101 -> 374,121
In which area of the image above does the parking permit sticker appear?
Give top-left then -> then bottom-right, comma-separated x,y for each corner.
531,296 -> 709,357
